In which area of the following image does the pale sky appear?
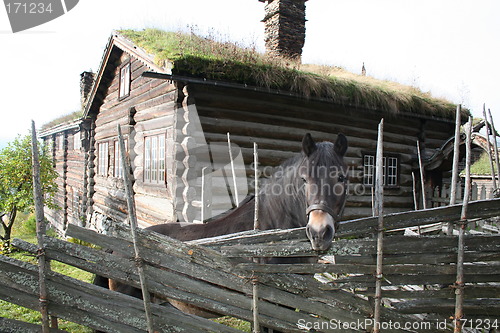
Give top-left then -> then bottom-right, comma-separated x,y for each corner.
1,0 -> 499,148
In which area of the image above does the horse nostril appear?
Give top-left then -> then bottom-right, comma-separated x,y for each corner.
322,225 -> 334,241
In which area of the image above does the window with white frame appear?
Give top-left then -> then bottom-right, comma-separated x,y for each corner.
114,139 -> 128,178
98,142 -> 109,176
73,131 -> 81,150
119,62 -> 131,99
363,154 -> 399,187
386,156 -> 398,186
57,135 -> 64,151
144,134 -> 165,184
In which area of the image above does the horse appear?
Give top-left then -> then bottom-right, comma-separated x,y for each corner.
94,132 -> 348,327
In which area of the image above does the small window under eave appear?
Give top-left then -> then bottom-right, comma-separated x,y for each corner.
119,62 -> 131,100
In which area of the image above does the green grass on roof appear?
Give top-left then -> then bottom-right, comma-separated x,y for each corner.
468,151 -> 498,176
118,28 -> 463,118
41,110 -> 82,131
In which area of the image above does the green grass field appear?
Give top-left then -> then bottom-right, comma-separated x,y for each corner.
1,213 -> 250,332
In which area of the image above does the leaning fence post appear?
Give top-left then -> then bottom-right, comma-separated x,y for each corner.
483,104 -> 497,191
117,126 -> 155,333
411,171 -> 418,210
487,109 -> 500,195
201,166 -> 212,222
252,142 -> 260,333
416,140 -> 427,210
227,132 -> 239,207
373,119 -> 384,333
454,117 -> 472,333
448,105 -> 462,235
31,121 -> 51,333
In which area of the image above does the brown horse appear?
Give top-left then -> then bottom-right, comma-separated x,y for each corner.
94,133 -> 348,324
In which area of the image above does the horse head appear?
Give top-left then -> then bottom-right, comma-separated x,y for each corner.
299,133 -> 348,251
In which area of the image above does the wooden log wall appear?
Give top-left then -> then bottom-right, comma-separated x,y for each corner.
43,128 -> 86,232
189,84 -> 457,220
89,50 -> 179,230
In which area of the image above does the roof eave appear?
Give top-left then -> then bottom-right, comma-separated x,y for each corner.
39,119 -> 82,138
83,32 -> 170,119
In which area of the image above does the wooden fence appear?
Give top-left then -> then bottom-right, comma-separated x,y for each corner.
431,180 -> 498,207
1,197 -> 500,332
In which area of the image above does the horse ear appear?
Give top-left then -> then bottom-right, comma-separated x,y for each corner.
302,133 -> 317,156
334,133 -> 348,157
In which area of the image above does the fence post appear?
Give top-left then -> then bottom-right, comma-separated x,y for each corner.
201,167 -> 212,222
373,119 -> 384,333
448,105 -> 462,235
31,121 -> 51,333
487,109 -> 500,196
454,117 -> 472,332
252,142 -> 261,333
416,140 -> 427,210
117,126 -> 155,333
483,105 -> 498,191
227,132 -> 239,207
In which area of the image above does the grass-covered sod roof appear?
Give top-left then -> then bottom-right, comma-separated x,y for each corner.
118,28 -> 464,119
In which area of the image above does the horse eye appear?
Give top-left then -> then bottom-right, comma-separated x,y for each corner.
338,175 -> 345,182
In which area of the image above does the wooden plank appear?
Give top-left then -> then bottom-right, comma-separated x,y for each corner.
393,299 -> 500,316
330,272 -> 500,289
220,234 -> 500,258
194,199 -> 500,250
0,317 -> 68,333
236,262 -> 500,276
359,286 -> 500,299
339,198 -> 500,237
335,251 -> 500,265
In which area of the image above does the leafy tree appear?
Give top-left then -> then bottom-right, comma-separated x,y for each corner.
0,134 -> 58,247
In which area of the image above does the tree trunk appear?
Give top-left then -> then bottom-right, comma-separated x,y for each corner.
1,206 -> 17,247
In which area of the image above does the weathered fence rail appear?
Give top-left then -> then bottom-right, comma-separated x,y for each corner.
1,198 -> 500,332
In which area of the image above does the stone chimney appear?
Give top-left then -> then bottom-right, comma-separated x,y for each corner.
80,71 -> 95,110
259,0 -> 307,61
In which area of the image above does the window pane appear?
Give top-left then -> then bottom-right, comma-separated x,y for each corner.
98,142 -> 108,176
363,155 -> 374,186
145,137 -> 151,182
387,157 -> 398,186
151,136 -> 158,182
159,135 -> 165,182
74,132 -> 81,150
114,141 -> 119,177
119,64 -> 130,98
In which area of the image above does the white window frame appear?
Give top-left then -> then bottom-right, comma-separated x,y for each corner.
119,62 -> 131,99
144,134 -> 166,184
114,139 -> 128,178
73,131 -> 81,150
98,142 -> 109,176
363,154 -> 399,187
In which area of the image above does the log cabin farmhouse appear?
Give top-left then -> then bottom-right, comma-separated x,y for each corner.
40,1 -> 477,234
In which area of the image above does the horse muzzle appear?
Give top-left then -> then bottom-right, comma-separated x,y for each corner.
305,209 -> 336,251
